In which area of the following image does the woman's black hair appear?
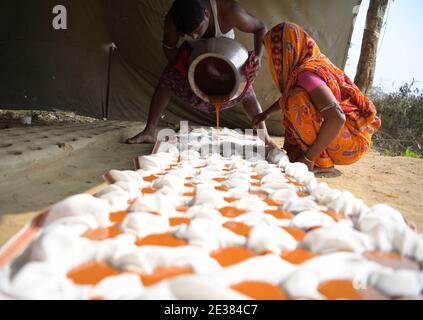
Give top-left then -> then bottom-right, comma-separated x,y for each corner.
171,0 -> 206,34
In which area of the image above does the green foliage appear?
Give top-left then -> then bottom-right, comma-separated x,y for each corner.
403,148 -> 420,159
369,83 -> 423,158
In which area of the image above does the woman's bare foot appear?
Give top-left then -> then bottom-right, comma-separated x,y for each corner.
313,166 -> 337,174
126,131 -> 156,144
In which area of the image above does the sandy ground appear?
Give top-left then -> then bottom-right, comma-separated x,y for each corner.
0,122 -> 151,245
273,137 -> 423,231
0,129 -> 422,247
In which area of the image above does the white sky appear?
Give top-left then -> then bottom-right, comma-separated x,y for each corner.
345,0 -> 423,92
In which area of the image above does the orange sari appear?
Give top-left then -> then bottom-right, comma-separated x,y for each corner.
264,22 -> 381,168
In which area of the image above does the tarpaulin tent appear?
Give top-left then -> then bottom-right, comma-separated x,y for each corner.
0,0 -> 361,135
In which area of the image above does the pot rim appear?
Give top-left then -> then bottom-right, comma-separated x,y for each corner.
188,53 -> 241,103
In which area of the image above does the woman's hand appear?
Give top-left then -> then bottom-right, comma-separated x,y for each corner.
252,100 -> 281,129
295,153 -> 315,171
404,216 -> 417,231
252,111 -> 269,129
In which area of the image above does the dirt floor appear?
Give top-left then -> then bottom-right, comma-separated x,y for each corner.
0,128 -> 422,247
273,137 -> 423,232
0,120 -> 150,246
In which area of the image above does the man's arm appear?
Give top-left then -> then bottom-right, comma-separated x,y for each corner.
162,12 -> 180,63
226,1 -> 267,81
227,1 -> 267,58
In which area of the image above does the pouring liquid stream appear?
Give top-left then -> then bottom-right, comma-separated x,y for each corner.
214,103 -> 222,147
210,94 -> 230,151
215,103 -> 221,129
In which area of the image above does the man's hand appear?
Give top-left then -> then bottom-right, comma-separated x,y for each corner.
229,1 -> 267,70
252,110 -> 269,129
246,56 -> 261,82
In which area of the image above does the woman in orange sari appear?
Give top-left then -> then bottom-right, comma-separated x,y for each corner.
253,22 -> 381,173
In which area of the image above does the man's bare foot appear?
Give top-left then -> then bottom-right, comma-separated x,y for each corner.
126,131 -> 156,144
